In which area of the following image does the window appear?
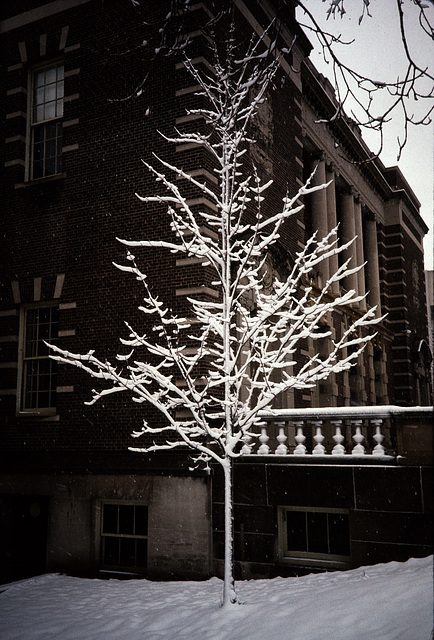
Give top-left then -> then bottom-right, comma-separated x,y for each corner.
29,62 -> 64,179
279,507 -> 350,568
100,503 -> 148,574
18,305 -> 59,414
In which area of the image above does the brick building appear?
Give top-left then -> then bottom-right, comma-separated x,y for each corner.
0,0 -> 432,584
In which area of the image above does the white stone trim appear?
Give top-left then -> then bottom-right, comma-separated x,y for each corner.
64,68 -> 80,78
7,87 -> 27,96
64,43 -> 80,53
12,281 -> 21,304
6,111 -> 26,120
54,273 -> 65,299
176,85 -> 202,97
59,26 -> 69,50
18,41 -> 27,63
175,113 -> 204,124
34,277 -> 42,301
40,33 -> 47,57
176,286 -> 219,298
62,143 -> 79,153
0,309 -> 18,317
7,63 -> 23,72
4,159 -> 25,168
58,329 -> 76,337
64,93 -> 79,103
5,135 -> 26,144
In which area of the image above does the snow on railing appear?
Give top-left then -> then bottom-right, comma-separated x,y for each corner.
240,405 -> 433,458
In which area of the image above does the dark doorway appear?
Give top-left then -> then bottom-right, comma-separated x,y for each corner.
0,495 -> 49,584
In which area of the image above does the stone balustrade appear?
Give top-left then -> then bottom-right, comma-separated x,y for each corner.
240,405 -> 433,463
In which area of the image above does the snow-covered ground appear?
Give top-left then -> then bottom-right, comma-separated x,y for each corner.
0,555 -> 432,640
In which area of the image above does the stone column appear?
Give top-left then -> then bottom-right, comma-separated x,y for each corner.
364,215 -> 382,316
326,165 -> 339,294
340,188 -> 358,294
309,157 -> 329,287
354,198 -> 366,309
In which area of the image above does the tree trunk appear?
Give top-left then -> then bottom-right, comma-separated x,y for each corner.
222,454 -> 237,607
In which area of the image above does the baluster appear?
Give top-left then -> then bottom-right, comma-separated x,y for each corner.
258,425 -> 270,455
240,433 -> 253,455
312,421 -> 326,455
275,422 -> 288,455
331,420 -> 346,455
351,421 -> 365,455
371,419 -> 386,456
293,421 -> 307,455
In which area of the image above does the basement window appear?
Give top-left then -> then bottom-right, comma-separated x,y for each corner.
278,506 -> 350,568
100,502 -> 148,574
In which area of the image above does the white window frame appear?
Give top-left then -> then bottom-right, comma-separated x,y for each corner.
98,501 -> 149,575
26,60 -> 64,181
16,303 -> 59,416
278,506 -> 351,569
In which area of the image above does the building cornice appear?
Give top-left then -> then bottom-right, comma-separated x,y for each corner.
0,0 -> 93,34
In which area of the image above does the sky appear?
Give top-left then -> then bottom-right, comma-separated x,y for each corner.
296,0 -> 434,270
0,555 -> 431,640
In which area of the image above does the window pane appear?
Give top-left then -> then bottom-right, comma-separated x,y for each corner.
38,358 -> 51,378
286,511 -> 307,552
56,134 -> 63,157
328,513 -> 350,556
44,102 -> 55,120
103,537 -> 119,566
35,87 -> 44,105
44,157 -> 56,176
119,538 -> 136,567
37,390 -> 50,407
23,360 -> 37,408
46,121 -> 59,139
25,311 -> 38,357
134,506 -> 148,536
45,67 -> 56,84
136,539 -> 148,568
307,512 -> 328,554
35,70 -> 45,87
32,155 -> 43,179
33,125 -> 45,144
46,139 -> 56,159
119,505 -> 134,535
45,83 -> 56,102
103,504 -> 118,534
57,80 -> 64,98
35,105 -> 45,122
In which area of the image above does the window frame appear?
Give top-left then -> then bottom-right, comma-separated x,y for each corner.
278,506 -> 351,569
98,501 -> 149,575
16,302 -> 59,417
26,59 -> 64,182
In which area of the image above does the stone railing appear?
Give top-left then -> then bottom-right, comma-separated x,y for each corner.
239,406 -> 433,464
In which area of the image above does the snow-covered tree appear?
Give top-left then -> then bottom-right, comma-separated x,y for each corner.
48,34 -> 382,606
